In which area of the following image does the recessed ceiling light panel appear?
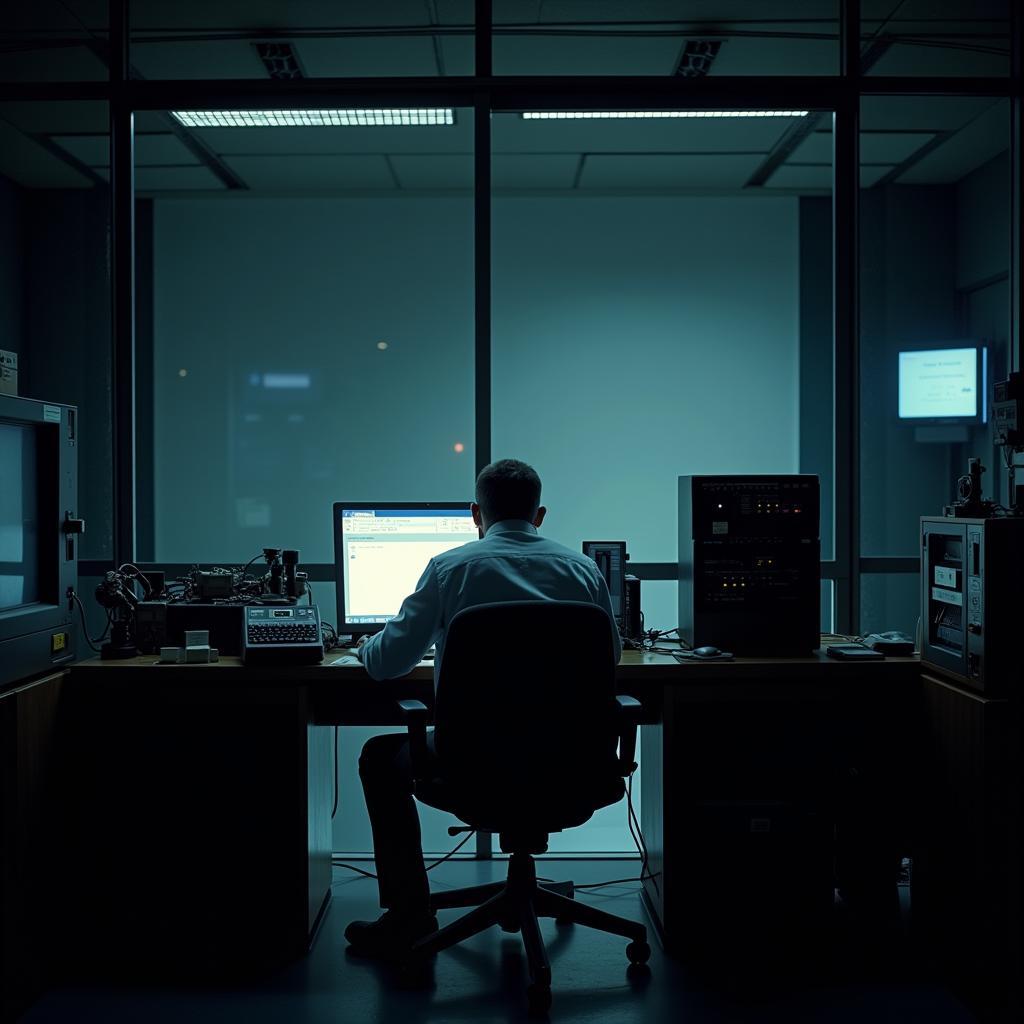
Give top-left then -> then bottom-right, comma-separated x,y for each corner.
521,110 -> 808,120
171,109 -> 455,128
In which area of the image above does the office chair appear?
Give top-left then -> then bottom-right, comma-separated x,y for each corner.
396,600 -> 650,1014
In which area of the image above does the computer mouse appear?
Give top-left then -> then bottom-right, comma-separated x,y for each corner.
693,645 -> 722,658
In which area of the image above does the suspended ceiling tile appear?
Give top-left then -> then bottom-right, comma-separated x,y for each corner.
219,153 -> 395,190
130,40 -> 268,80
493,35 -> 684,76
195,119 -> 473,156
860,95 -> 1000,133
0,100 -> 109,134
896,100 -> 1008,184
867,40 -> 1009,78
708,34 -> 838,77
492,153 -> 580,189
389,154 -> 473,189
790,130 -> 933,165
437,32 -> 475,75
0,44 -> 109,83
578,152 -> 764,189
764,164 -> 895,190
130,0 -> 435,30
492,114 -> 799,154
49,134 -> 110,166
0,119 -> 97,188
135,133 -> 201,165
297,37 -> 441,77
134,166 -> 227,191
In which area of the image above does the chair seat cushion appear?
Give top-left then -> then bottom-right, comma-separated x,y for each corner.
415,772 -> 625,836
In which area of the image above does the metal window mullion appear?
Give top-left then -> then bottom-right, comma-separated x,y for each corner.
110,0 -> 135,568
833,0 -> 861,635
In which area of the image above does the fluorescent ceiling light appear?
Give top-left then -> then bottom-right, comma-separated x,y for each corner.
262,373 -> 311,389
520,110 -> 809,120
171,109 -> 454,128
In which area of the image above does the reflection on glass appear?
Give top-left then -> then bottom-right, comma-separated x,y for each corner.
0,100 -> 112,559
862,0 -> 1010,77
493,0 -> 838,76
1,1 -> 110,82
129,1 -> 473,79
148,109 -> 476,562
860,97 -> 1009,556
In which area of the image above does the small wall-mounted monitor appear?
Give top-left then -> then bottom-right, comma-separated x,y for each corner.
898,345 -> 987,424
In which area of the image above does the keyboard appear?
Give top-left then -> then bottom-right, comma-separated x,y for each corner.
242,604 -> 324,665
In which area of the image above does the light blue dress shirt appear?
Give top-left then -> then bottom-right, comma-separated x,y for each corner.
357,519 -> 622,682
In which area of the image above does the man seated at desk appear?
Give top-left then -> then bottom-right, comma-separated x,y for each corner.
346,458 -> 621,959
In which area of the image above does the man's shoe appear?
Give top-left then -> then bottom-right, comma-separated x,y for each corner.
344,910 -> 439,960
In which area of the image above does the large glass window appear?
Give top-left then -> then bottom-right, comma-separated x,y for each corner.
859,96 -> 1010,558
493,106 -> 834,850
141,106 -> 476,564
1,1 -> 110,82
129,1 -> 474,79
862,1 -> 1010,77
0,99 -> 113,562
493,1 -> 839,76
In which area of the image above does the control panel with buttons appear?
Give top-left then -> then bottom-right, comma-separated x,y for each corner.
242,604 -> 324,665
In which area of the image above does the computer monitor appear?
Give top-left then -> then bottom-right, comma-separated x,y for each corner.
898,345 -> 988,424
332,502 -> 478,636
582,540 -> 627,626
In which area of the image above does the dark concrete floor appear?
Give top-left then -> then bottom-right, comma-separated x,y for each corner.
21,860 -> 976,1023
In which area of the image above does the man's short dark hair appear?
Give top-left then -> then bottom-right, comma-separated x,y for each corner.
475,459 -> 542,523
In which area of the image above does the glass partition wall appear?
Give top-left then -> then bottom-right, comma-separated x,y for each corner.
7,3 -> 1018,857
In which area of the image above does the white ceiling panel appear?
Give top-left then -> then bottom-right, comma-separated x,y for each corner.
131,41 -> 266,79
129,1 -> 436,30
790,130 -> 932,165
897,100 -> 1009,184
860,96 -> 1000,133
494,35 -> 684,76
579,153 -> 764,190
220,154 -> 395,190
194,120 -> 473,157
493,115 -> 797,154
0,101 -> 109,135
709,36 -> 838,77
390,154 -> 473,189
297,37 -> 441,77
134,166 -> 227,191
492,154 -> 580,189
765,165 -> 895,190
0,120 -> 97,188
48,132 -> 200,168
0,44 -> 109,83
867,40 -> 1009,78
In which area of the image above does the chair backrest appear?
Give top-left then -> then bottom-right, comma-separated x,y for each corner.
432,600 -> 621,829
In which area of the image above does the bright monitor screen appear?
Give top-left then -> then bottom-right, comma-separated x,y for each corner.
898,347 -> 984,421
334,504 -> 477,630
0,422 -> 41,611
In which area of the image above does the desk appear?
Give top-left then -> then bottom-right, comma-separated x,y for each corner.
53,647 -> 917,975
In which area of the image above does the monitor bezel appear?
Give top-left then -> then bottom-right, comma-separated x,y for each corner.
897,342 -> 988,426
331,501 -> 475,637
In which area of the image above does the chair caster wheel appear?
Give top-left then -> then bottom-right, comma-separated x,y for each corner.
555,916 -> 574,927
500,917 -> 521,933
626,940 -> 651,965
526,982 -> 552,1015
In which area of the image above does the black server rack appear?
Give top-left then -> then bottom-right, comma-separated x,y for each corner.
678,475 -> 820,654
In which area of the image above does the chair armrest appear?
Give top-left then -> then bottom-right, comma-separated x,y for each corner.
615,695 -> 642,775
396,699 -> 431,778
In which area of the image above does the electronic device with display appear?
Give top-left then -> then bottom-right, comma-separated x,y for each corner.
920,515 -> 1024,694
678,475 -> 820,654
0,395 -> 81,689
898,344 -> 988,425
242,604 -> 324,665
332,502 -> 477,637
582,540 -> 626,625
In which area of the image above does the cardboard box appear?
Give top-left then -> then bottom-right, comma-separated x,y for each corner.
0,350 -> 17,396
